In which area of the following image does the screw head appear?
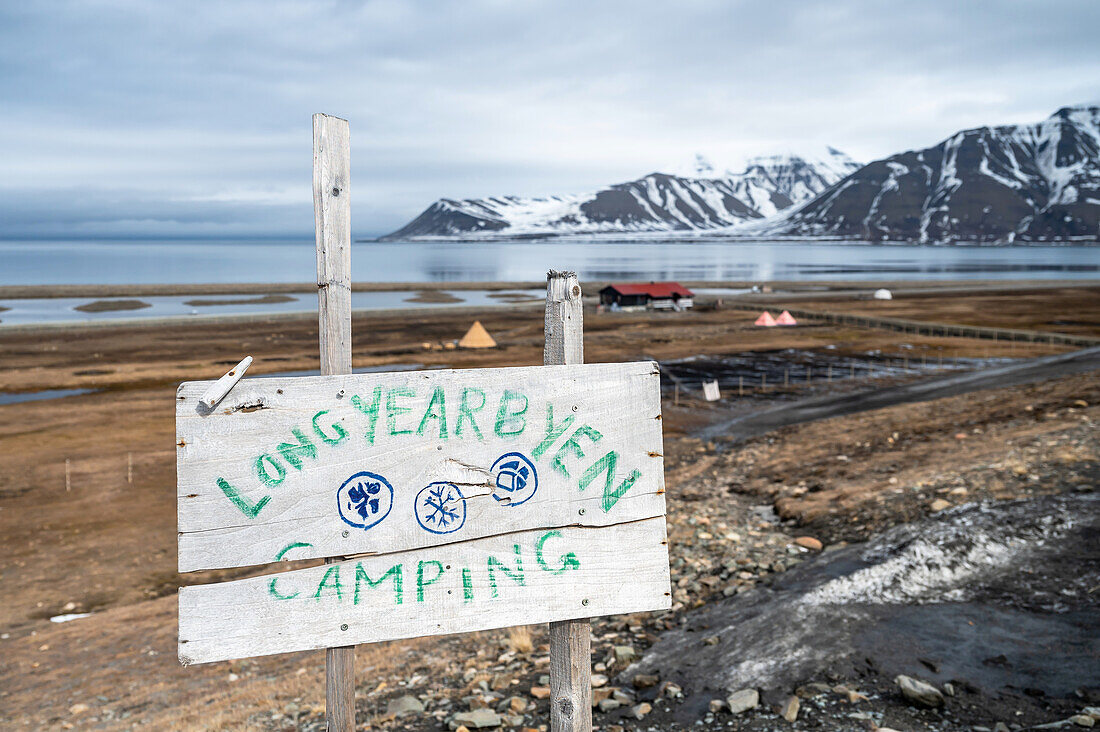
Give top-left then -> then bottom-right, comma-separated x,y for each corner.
581,598 -> 589,606
571,404 -> 578,412
578,508 -> 586,516
342,530 -> 349,538
340,623 -> 349,631
331,187 -> 340,196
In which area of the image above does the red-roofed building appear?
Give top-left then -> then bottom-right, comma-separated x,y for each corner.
599,282 -> 695,311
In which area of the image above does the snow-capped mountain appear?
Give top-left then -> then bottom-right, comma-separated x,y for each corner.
726,147 -> 861,216
382,149 -> 859,239
766,106 -> 1100,242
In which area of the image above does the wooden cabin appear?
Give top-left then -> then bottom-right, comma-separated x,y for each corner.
598,282 -> 695,312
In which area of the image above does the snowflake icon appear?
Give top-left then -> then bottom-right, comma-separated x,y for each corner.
414,482 -> 467,535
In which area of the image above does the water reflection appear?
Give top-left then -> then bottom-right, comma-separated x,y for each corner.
0,238 -> 1096,286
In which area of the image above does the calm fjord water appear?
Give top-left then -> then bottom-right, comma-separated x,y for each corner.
2,239 -> 1097,285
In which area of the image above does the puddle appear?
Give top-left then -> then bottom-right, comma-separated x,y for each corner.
0,388 -> 98,406
252,363 -> 435,379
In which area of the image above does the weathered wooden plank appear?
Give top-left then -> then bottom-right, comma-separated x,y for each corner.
313,112 -> 355,732
176,361 -> 665,572
199,356 -> 252,409
178,518 -> 671,665
313,113 -> 351,376
545,270 -> 593,732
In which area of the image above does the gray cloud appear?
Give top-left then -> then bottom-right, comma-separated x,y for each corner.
1,0 -> 1098,237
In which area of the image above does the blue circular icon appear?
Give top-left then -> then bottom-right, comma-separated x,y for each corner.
490,452 -> 538,507
337,471 -> 394,530
415,482 -> 467,534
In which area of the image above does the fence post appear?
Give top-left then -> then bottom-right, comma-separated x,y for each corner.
784,368 -> 789,387
739,376 -> 743,396
127,452 -> 133,484
65,458 -> 71,492
314,112 -> 355,732
545,270 -> 592,732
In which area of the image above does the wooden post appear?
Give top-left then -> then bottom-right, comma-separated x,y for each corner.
850,362 -> 855,379
784,368 -> 789,387
65,459 -> 71,492
314,113 -> 355,732
739,376 -> 743,396
674,383 -> 679,406
827,365 -> 832,383
545,270 -> 592,732
761,373 -> 766,390
127,452 -> 133,484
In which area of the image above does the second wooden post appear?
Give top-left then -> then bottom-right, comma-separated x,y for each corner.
544,270 -> 592,732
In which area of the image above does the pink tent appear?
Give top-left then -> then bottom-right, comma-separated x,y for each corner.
754,311 -> 777,327
776,310 -> 798,326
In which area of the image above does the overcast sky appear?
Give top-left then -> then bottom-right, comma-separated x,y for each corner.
2,0 -> 1098,238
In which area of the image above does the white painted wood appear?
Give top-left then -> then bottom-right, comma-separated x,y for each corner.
313,113 -> 352,376
545,270 -> 592,732
178,518 -> 671,665
176,361 -> 665,572
199,356 -> 253,409
702,379 -> 720,402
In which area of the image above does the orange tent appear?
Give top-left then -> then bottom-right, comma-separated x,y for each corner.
458,321 -> 497,348
776,310 -> 798,326
754,311 -> 777,327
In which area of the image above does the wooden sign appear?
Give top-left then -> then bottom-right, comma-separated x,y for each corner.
177,361 -> 665,572
179,520 -> 668,664
177,361 -> 671,663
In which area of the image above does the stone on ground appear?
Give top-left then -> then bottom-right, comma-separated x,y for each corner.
450,708 -> 503,729
793,536 -> 823,551
895,675 -> 945,707
780,694 -> 800,722
387,694 -> 424,717
726,689 -> 759,714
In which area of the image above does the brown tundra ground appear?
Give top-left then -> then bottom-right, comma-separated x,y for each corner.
0,284 -> 1097,730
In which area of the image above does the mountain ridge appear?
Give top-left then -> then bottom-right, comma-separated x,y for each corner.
382,106 -> 1100,243
381,149 -> 860,240
757,105 -> 1100,243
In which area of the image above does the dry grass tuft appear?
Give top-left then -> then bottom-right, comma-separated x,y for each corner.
506,625 -> 535,655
